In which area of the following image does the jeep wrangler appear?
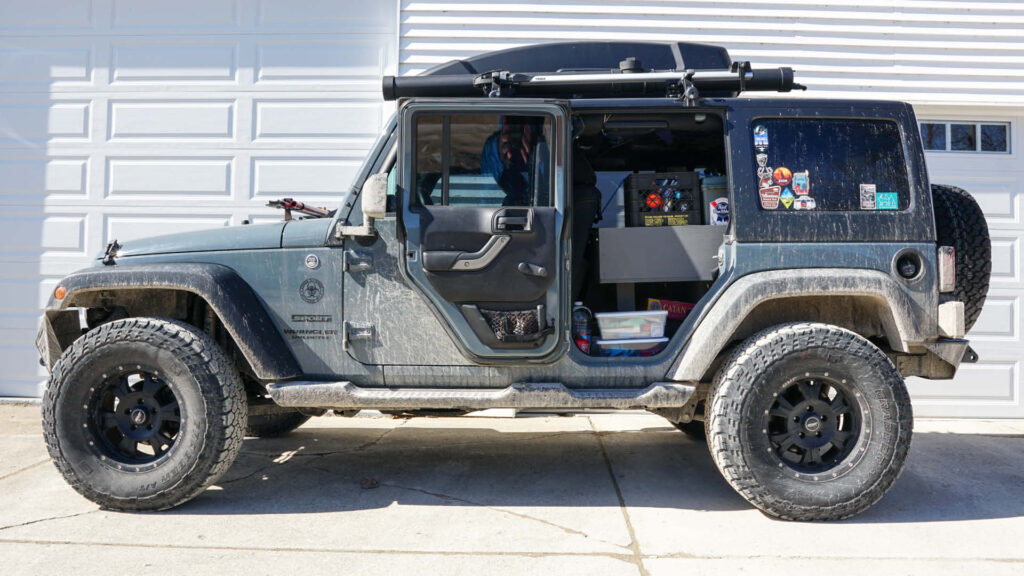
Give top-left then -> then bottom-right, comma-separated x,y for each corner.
37,42 -> 991,521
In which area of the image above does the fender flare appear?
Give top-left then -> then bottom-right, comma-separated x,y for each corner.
43,263 -> 301,381
667,268 -> 931,382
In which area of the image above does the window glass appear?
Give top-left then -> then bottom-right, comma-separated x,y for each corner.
981,124 -> 1008,152
752,118 -> 910,212
951,123 -> 977,151
414,113 -> 551,207
920,123 -> 946,151
414,115 -> 443,204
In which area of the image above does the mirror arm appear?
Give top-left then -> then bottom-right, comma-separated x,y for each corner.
336,219 -> 377,239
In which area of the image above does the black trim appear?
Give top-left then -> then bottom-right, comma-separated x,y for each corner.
49,263 -> 302,381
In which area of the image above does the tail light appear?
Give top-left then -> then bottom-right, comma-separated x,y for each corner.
938,246 -> 956,293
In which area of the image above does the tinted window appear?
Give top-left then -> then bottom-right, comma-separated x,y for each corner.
752,118 -> 910,212
951,123 -> 977,151
920,123 -> 945,151
413,113 -> 551,207
981,124 -> 1008,152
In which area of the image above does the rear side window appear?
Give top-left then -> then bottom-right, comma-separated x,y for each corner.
413,113 -> 552,207
752,118 -> 910,212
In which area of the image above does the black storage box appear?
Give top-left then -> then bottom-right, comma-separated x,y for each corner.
625,172 -> 701,227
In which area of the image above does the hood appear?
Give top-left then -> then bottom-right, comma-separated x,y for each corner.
111,222 -> 287,259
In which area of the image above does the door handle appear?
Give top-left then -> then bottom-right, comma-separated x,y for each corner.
450,234 -> 511,271
496,216 -> 529,230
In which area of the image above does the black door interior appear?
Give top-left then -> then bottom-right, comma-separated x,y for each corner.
419,205 -> 556,303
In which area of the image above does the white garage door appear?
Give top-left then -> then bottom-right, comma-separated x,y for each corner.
0,0 -> 397,397
908,108 -> 1024,418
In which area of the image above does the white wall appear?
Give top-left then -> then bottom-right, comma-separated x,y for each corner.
399,0 -> 1024,106
0,0 -> 397,397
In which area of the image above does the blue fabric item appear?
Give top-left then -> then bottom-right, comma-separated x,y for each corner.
481,131 -> 504,183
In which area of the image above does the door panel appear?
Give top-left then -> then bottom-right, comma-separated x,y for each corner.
399,101 -> 568,361
419,206 -> 556,303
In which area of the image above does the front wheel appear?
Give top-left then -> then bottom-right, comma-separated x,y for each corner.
42,317 -> 246,511
706,323 -> 913,521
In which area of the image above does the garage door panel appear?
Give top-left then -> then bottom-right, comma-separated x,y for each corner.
256,40 -> 391,84
112,0 -> 241,30
256,0 -> 395,33
0,42 -> 93,86
111,42 -> 239,84
0,101 -> 90,143
251,156 -> 362,199
252,99 -> 382,141
0,157 -> 88,197
108,100 -> 236,140
106,157 -> 233,198
989,235 -> 1021,286
969,295 -> 1019,341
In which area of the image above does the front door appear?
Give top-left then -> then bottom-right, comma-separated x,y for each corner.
399,101 -> 569,361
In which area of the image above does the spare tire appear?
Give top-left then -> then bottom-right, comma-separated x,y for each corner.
931,184 -> 991,332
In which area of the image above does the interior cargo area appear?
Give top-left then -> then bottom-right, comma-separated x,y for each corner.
571,111 -> 729,357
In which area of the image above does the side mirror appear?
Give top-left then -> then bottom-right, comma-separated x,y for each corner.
361,173 -> 388,220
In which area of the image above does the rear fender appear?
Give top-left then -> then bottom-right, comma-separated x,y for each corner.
668,268 -> 930,382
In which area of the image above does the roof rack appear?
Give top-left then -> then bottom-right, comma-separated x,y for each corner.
382,60 -> 805,103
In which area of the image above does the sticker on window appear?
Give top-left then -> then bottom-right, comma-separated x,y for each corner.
875,192 -> 899,210
859,184 -> 877,210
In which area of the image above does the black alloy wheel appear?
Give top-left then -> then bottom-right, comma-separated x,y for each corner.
89,368 -> 182,468
766,376 -> 861,474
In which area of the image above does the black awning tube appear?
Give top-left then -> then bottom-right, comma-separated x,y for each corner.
381,67 -> 801,101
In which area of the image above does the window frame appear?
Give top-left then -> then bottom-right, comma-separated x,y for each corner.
410,110 -> 556,208
918,120 -> 1011,154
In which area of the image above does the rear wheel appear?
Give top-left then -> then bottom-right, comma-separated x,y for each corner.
42,317 -> 246,511
932,183 -> 991,332
706,323 -> 912,521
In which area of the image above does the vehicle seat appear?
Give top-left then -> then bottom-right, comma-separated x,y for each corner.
571,150 -> 602,300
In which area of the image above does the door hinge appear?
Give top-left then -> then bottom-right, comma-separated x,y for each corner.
342,321 -> 374,351
344,249 -> 373,272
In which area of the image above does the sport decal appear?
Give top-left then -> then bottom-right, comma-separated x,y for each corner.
299,278 -> 325,304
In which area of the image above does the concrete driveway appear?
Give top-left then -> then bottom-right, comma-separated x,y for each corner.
2,403 -> 1023,575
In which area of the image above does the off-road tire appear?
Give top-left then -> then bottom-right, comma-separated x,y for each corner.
246,410 -> 310,438
932,183 -> 991,332
707,323 -> 913,521
42,317 -> 246,511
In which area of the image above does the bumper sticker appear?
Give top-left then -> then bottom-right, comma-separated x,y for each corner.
754,125 -> 769,151
859,184 -> 877,209
875,191 -> 899,210
759,186 -> 782,209
779,188 -> 796,209
773,167 -> 792,187
793,170 -> 810,195
793,196 -> 817,210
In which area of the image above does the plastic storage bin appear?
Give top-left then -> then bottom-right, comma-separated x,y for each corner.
595,337 -> 669,351
595,310 -> 668,340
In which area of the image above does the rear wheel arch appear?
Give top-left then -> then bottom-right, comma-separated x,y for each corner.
668,269 -> 926,383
